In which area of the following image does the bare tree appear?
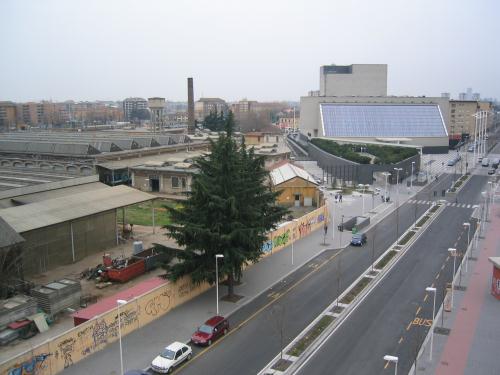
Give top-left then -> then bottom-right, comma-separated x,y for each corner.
270,304 -> 286,360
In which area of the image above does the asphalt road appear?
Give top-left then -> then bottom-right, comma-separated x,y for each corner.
294,175 -> 487,375
162,174 -> 463,375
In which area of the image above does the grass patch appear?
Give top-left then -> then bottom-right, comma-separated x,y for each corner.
340,277 -> 372,304
416,215 -> 430,227
429,204 -> 440,214
287,315 -> 334,357
375,250 -> 398,269
271,359 -> 293,371
450,175 -> 469,192
398,231 -> 415,246
117,200 -> 179,227
330,305 -> 345,314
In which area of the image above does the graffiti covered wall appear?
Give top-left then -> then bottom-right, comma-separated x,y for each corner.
1,275 -> 210,375
262,205 -> 328,256
2,205 -> 328,375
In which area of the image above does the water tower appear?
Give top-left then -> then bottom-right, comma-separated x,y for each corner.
148,97 -> 165,134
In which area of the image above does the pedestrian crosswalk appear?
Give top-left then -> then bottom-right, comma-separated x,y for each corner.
406,199 -> 478,209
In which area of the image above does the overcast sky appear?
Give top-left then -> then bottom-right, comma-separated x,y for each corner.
1,0 -> 498,103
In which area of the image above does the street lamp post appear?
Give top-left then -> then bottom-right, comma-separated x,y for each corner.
358,184 -> 369,215
448,248 -> 457,309
425,287 -> 437,361
463,222 -> 471,271
394,168 -> 402,245
382,172 -> 391,203
215,254 -> 224,315
394,168 -> 403,202
291,219 -> 298,265
383,355 -> 398,375
410,161 -> 415,192
117,299 -> 127,375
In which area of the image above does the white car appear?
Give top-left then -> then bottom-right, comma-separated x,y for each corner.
151,342 -> 192,373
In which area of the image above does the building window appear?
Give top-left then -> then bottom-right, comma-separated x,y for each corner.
181,177 -> 186,188
172,176 -> 179,188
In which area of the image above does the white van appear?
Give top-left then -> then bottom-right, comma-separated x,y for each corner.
482,158 -> 490,167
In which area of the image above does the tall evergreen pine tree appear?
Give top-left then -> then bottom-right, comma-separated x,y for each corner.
164,111 -> 287,298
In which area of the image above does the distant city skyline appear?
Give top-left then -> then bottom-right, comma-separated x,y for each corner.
1,0 -> 499,102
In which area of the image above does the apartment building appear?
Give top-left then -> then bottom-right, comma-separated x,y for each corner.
123,97 -> 148,121
194,98 -> 228,121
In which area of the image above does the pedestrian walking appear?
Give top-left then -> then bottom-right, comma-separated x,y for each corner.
335,193 -> 338,203
339,193 -> 343,203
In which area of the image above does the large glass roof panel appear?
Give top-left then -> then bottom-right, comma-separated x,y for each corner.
320,104 -> 447,138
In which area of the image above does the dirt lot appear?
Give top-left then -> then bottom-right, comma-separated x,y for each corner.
0,226 -> 180,362
28,225 -> 179,302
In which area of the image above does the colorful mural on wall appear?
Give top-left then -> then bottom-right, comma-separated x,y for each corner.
261,205 -> 328,256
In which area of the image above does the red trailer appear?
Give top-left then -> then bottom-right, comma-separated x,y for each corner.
105,257 -> 146,283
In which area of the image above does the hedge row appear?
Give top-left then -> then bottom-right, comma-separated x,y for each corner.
311,139 -> 418,165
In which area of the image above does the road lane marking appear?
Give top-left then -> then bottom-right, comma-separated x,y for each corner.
446,255 -> 450,261
398,337 -> 404,344
173,250 -> 343,373
441,264 -> 445,271
406,322 -> 412,331
416,306 -> 421,315
384,361 -> 389,369
435,273 -> 440,280
424,294 -> 428,302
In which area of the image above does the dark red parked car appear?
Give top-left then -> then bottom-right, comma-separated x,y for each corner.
191,316 -> 229,346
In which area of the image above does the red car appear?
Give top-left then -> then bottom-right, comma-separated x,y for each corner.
191,316 -> 229,346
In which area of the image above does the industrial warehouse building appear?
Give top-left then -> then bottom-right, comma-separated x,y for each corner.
0,184 -> 155,276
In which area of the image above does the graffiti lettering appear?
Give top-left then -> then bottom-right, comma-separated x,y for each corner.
92,319 -> 109,347
262,239 -> 273,253
273,229 -> 290,248
7,353 -> 51,375
145,292 -> 170,316
58,337 -> 76,368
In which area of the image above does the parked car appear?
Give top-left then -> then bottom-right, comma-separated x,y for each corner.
191,316 -> 229,346
351,233 -> 367,246
491,158 -> 499,169
151,342 -> 192,373
125,371 -> 149,375
447,159 -> 456,166
482,158 -> 490,167
488,168 -> 495,175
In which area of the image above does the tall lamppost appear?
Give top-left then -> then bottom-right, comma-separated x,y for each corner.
117,299 -> 127,375
394,168 -> 402,245
358,184 -> 369,215
394,168 -> 403,202
448,248 -> 457,309
291,219 -> 298,265
463,222 -> 471,271
382,172 -> 391,202
215,254 -> 224,315
383,355 -> 398,375
425,287 -> 437,360
410,161 -> 415,191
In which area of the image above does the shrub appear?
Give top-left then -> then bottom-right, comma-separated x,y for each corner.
311,139 -> 418,165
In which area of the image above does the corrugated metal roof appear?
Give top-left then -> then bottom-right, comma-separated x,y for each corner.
270,163 -> 318,186
0,216 -> 24,248
0,185 -> 155,233
9,182 -> 109,205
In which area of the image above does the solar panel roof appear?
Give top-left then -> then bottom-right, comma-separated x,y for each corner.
320,104 -> 448,138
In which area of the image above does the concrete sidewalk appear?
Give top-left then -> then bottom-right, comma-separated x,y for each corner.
416,202 -> 500,375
